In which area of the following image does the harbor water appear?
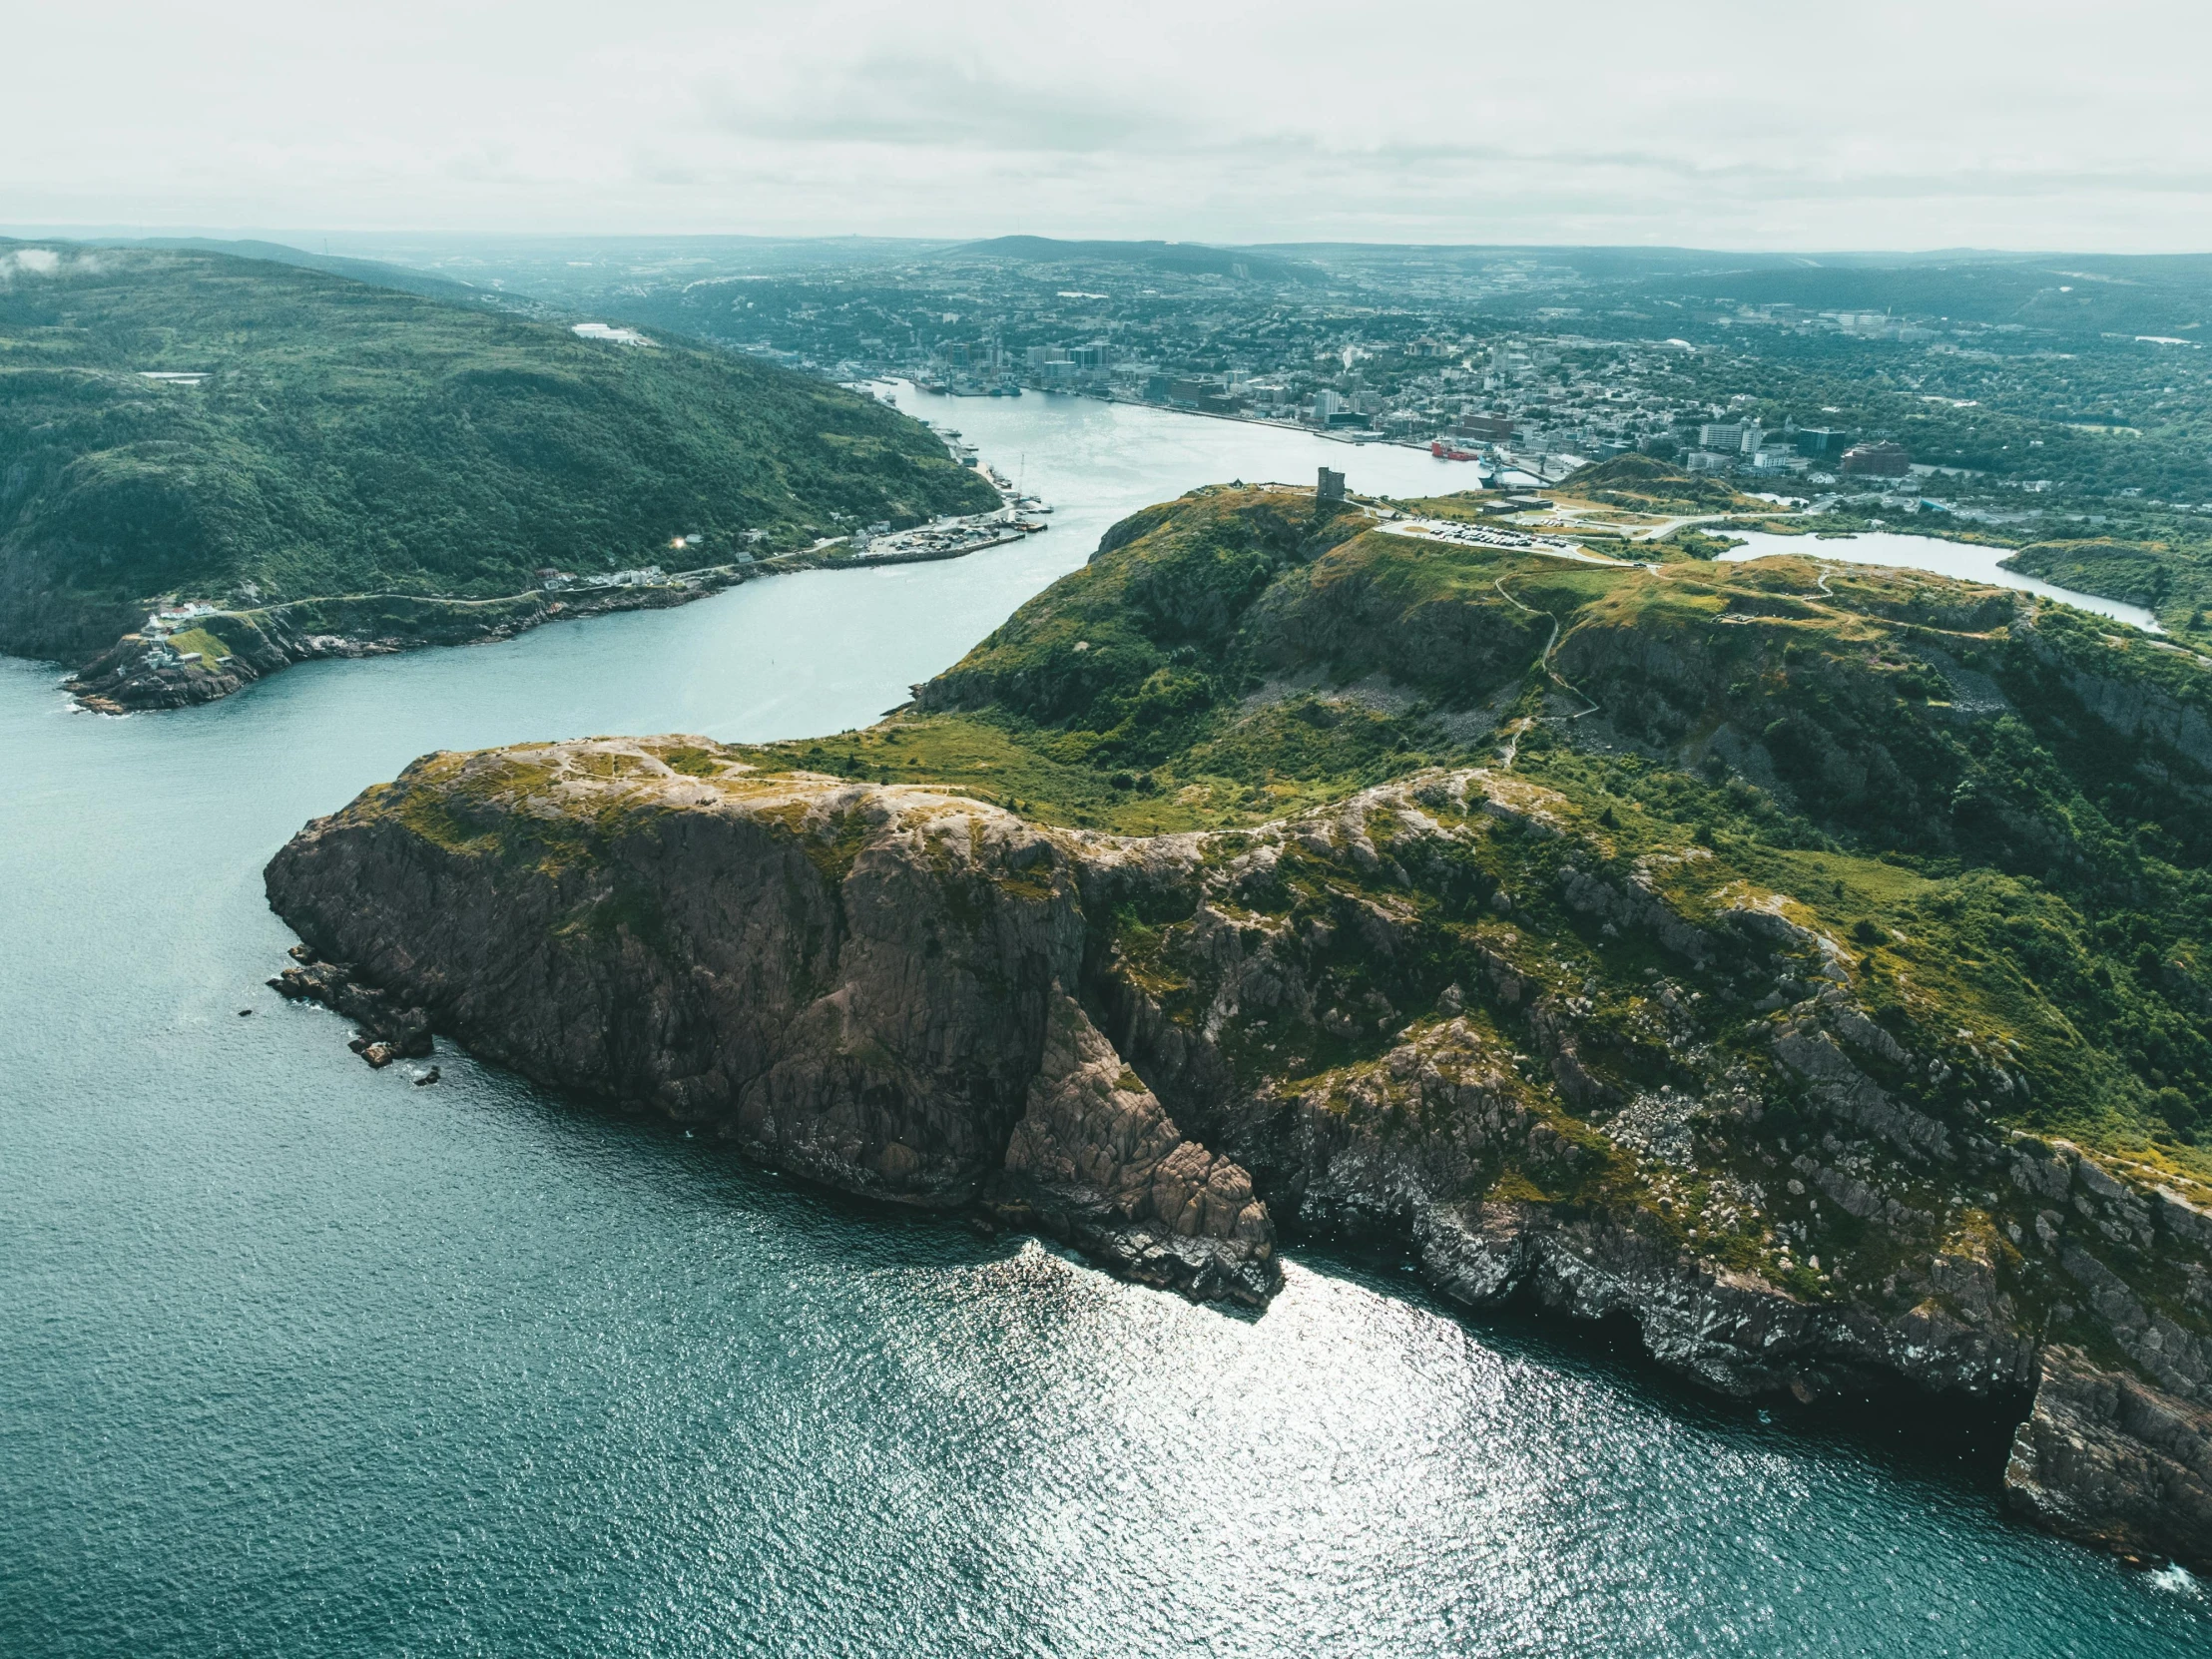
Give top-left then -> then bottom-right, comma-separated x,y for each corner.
2,389 -> 2202,1656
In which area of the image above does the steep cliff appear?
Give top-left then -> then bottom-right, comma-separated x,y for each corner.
264,740 -> 1276,1305
267,734 -> 2212,1569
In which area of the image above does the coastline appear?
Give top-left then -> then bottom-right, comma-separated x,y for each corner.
54,519 -> 1040,716
43,379 -> 2174,719
261,737 -> 2212,1575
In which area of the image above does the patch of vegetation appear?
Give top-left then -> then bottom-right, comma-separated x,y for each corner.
1711,511 -> 1878,538
1662,527 -> 1746,560
2005,537 -> 2212,629
159,625 -> 234,665
1559,454 -> 1761,511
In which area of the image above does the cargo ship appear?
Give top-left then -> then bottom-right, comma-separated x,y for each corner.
1430,438 -> 1485,461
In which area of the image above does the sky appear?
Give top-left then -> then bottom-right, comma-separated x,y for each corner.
8,0 -> 2211,252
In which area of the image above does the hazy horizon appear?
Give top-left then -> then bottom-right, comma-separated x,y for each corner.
9,227 -> 2212,261
11,0 -> 2211,254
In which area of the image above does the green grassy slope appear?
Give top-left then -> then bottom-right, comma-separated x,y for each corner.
0,241 -> 995,660
763,485 -> 2212,1160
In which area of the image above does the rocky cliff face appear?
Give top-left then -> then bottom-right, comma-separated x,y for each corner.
2004,1345 -> 2212,1563
1066,768 -> 2212,1570
264,738 -> 1276,1305
266,735 -> 2212,1570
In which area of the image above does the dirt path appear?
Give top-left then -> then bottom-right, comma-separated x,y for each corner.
1491,578 -> 1601,769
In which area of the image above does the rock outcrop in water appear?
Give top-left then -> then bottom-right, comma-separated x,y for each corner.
2004,1345 -> 2212,1563
267,734 -> 2212,1572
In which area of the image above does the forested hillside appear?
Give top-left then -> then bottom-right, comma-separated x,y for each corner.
0,241 -> 995,661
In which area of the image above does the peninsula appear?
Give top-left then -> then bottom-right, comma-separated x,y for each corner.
266,481 -> 2212,1571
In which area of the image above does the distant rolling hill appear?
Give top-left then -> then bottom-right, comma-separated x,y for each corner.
945,237 -> 1323,284
93,237 -> 501,306
0,241 -> 997,668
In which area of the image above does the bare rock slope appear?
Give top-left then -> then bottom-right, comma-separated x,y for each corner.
264,737 -> 1276,1305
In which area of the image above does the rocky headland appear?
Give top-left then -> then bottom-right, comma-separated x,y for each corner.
266,748 -> 1277,1305
267,735 -> 2212,1569
266,484 -> 2212,1571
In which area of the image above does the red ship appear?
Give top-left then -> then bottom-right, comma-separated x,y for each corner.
1430,438 -> 1483,460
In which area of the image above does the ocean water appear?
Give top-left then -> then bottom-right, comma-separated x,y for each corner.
3,394 -> 2204,1656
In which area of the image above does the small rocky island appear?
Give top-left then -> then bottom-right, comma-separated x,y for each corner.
268,483 -> 2212,1572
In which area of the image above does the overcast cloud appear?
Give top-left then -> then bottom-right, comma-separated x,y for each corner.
7,0 -> 2209,250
